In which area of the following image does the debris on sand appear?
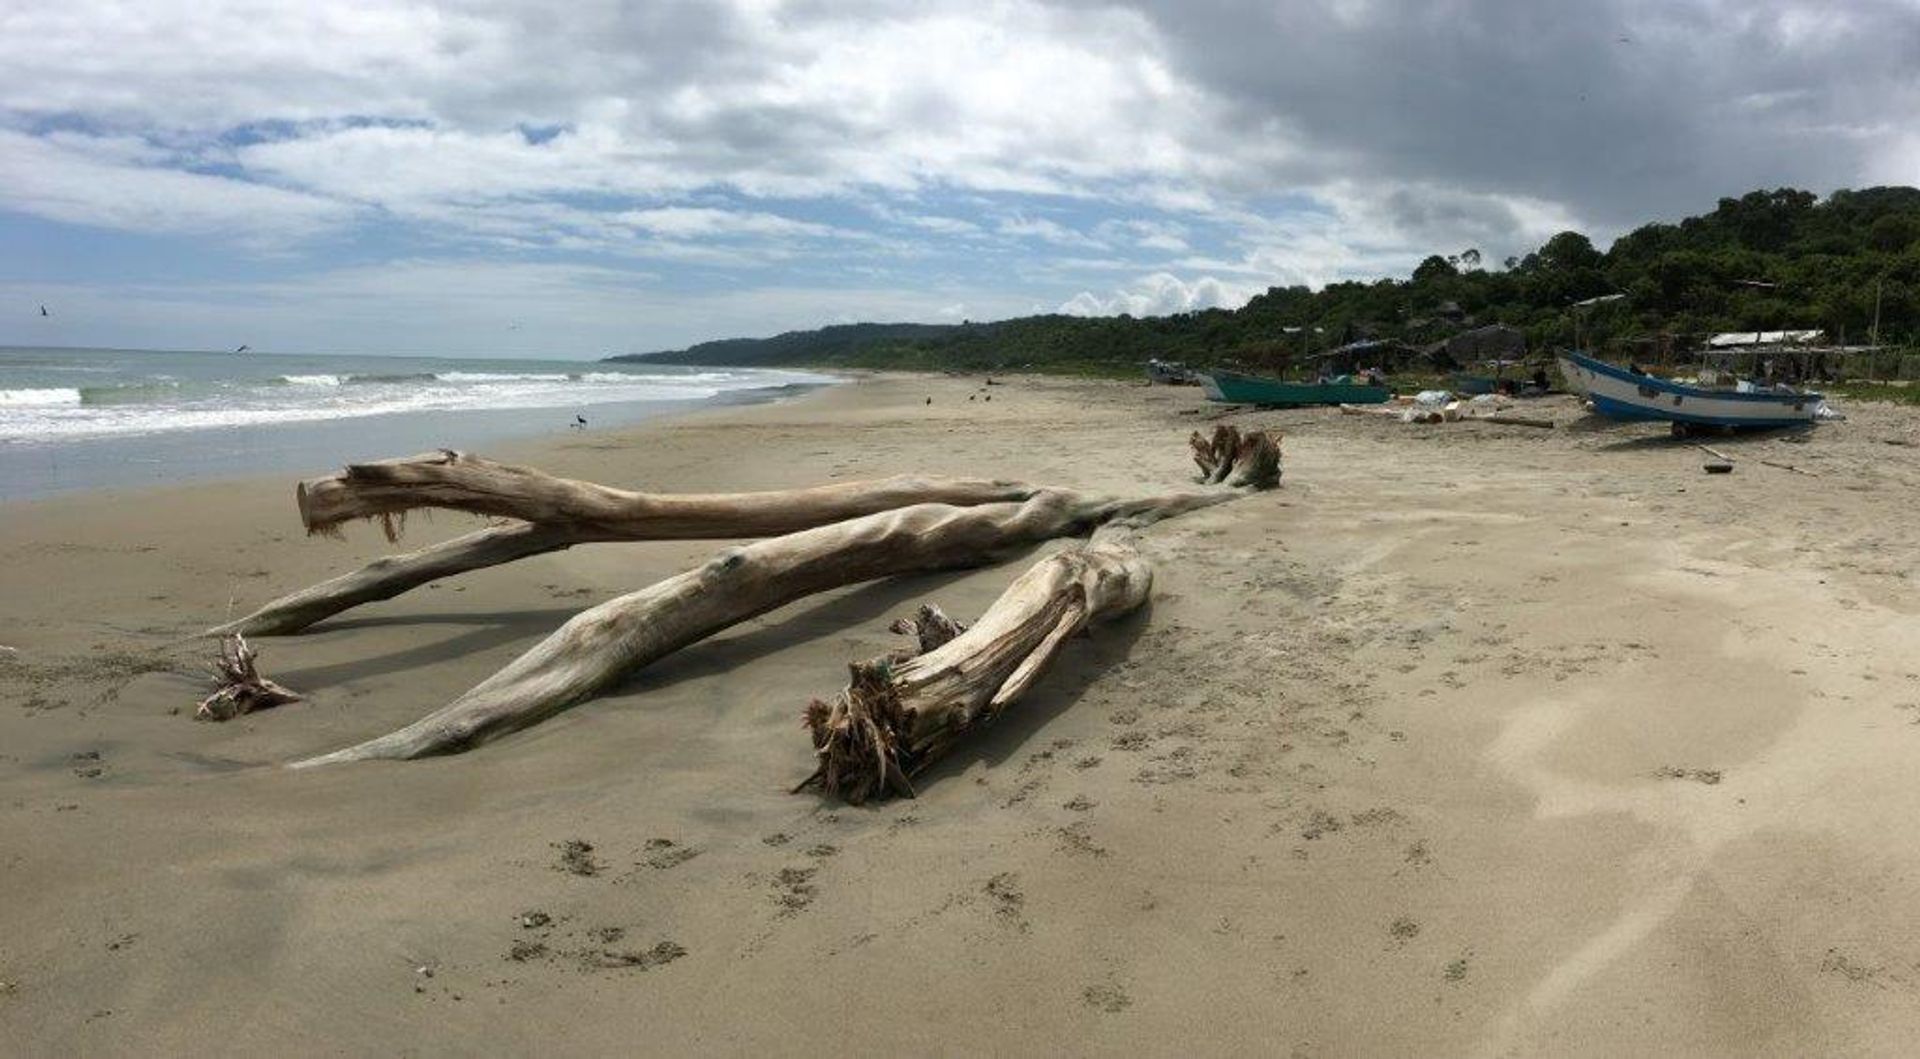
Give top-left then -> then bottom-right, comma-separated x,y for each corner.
1654,766 -> 1723,785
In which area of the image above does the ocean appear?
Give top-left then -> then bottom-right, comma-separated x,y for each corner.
0,347 -> 831,500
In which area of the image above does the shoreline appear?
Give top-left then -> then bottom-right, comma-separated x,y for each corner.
4,374 -> 1920,1054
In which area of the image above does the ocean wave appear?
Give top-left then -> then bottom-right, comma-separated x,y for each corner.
0,387 -> 82,406
278,374 -> 343,386
79,381 -> 184,405
436,371 -> 575,383
342,372 -> 440,385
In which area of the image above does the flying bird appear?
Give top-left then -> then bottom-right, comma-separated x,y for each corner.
235,344 -> 251,353
39,305 -> 49,317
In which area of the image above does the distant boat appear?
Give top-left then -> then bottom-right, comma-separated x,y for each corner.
1145,358 -> 1199,385
1557,351 -> 1820,430
1200,369 -> 1391,407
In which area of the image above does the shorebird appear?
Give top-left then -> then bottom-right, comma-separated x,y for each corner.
573,415 -> 588,429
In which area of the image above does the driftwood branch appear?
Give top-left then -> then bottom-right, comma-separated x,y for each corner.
291,490 -> 1233,767
214,465 -> 1039,636
197,635 -> 302,721
798,529 -> 1150,803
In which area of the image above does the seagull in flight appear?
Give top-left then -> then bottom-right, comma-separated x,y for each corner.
39,305 -> 49,317
235,344 -> 251,353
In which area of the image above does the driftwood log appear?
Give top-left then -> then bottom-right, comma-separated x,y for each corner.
798,529 -> 1149,803
197,634 -> 302,721
291,489 -> 1238,767
213,456 -> 1039,636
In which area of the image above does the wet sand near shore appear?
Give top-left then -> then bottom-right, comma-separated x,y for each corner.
4,373 -> 1920,1056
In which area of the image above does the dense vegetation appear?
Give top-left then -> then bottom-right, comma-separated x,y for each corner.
616,187 -> 1920,375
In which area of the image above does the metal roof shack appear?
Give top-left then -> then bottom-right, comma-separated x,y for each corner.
1706,330 -> 1826,348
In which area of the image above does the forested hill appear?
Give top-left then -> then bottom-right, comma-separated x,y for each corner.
613,187 -> 1920,373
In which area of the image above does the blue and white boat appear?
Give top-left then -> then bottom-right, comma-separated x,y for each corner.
1557,351 -> 1820,430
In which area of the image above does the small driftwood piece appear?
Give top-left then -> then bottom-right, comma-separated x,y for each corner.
213,460 -> 1039,636
197,634 -> 302,721
1189,425 -> 1282,489
291,490 -> 1235,766
1474,414 -> 1555,429
798,530 -> 1149,803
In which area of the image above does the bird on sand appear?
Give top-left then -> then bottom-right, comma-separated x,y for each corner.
573,414 -> 588,429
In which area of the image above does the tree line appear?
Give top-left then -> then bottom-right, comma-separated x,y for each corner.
616,186 -> 1920,374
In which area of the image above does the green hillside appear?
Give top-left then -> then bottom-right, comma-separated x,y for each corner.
614,187 -> 1920,374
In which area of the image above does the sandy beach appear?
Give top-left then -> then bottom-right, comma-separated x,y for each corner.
5,373 -> 1920,1056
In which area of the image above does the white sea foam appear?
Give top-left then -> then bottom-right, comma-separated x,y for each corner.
0,387 -> 82,407
0,367 -> 829,444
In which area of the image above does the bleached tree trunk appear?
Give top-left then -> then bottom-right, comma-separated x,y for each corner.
291,491 -> 1230,767
214,459 -> 1039,636
296,450 -> 1033,539
798,528 -> 1151,803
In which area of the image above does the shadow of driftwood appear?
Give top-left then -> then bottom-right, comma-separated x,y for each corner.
275,608 -> 582,687
613,563 -> 1004,697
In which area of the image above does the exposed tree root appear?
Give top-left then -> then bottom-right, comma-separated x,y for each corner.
291,491 -> 1228,767
197,634 -> 302,721
798,530 -> 1150,803
1190,425 -> 1283,488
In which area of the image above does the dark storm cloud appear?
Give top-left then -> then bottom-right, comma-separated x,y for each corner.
1117,0 -> 1920,230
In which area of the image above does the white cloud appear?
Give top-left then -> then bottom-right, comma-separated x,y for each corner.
1,0 -> 1914,351
0,129 -> 355,242
1059,272 -> 1257,316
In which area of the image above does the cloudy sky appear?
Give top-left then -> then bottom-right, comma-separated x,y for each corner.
4,0 -> 1916,357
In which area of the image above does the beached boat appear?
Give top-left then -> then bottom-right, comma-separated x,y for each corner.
1557,351 -> 1820,430
1204,369 -> 1391,407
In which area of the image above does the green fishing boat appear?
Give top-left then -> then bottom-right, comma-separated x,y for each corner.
1201,369 -> 1392,407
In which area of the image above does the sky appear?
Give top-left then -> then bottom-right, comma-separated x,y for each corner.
3,0 -> 1917,358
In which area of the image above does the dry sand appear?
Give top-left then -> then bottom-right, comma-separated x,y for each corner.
4,373 -> 1920,1056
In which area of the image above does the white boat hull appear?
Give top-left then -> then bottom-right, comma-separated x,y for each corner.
1558,354 -> 1818,429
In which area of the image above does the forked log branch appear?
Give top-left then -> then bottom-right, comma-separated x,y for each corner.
211,522 -> 597,637
797,530 -> 1149,803
214,466 -> 1039,636
197,634 -> 302,721
1190,424 -> 1283,489
291,490 -> 1231,767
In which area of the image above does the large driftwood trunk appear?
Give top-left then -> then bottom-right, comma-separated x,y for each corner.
214,461 -> 1039,636
292,490 -> 1230,767
798,530 -> 1150,803
297,450 -> 1033,538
